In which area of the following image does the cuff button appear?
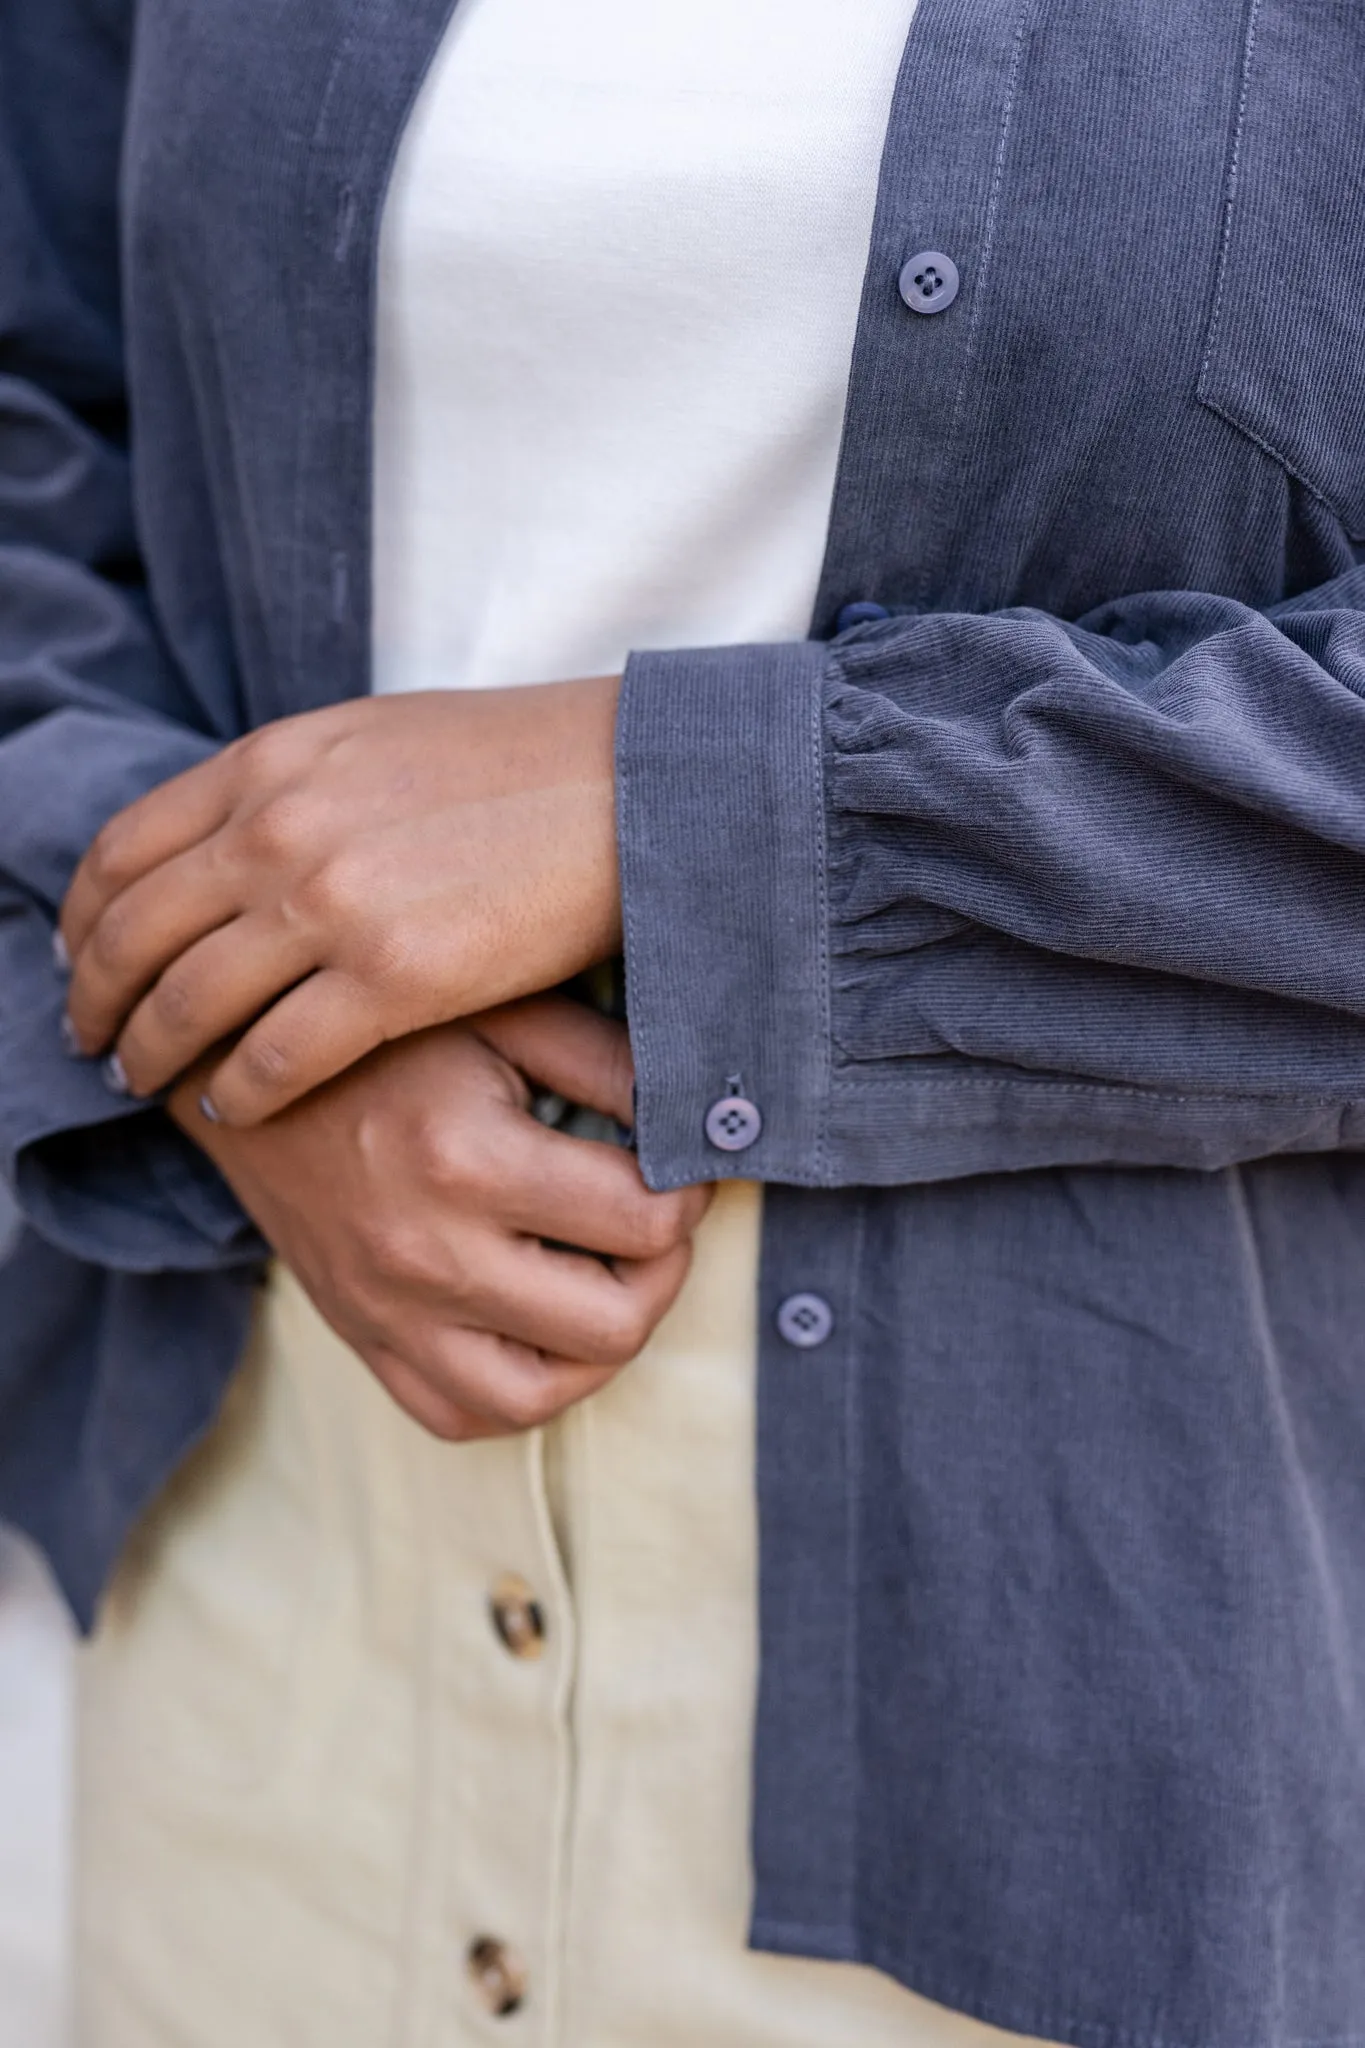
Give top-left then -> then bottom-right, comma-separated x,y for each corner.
704,1095 -> 763,1152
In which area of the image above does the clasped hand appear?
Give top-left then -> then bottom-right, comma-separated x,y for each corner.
168,1003 -> 709,1441
59,681 -> 710,1442
61,679 -> 622,1121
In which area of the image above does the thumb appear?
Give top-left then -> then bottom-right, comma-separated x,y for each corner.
473,996 -> 635,1128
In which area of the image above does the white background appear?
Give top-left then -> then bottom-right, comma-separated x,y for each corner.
0,1529 -> 72,2048
1,1176 -> 72,2048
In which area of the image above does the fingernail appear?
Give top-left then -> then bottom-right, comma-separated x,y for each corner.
52,929 -> 71,975
198,1093 -> 221,1125
60,1015 -> 83,1059
103,1052 -> 130,1096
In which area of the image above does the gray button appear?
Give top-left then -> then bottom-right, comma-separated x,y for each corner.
899,250 -> 960,315
777,1292 -> 835,1349
705,1094 -> 763,1152
835,601 -> 890,632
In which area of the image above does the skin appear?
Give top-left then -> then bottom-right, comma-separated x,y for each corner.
62,678 -> 623,1124
63,680 -> 712,1438
162,998 -> 710,1441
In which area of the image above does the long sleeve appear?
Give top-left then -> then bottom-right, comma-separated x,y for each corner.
617,564 -> 1365,1188
0,0 -> 257,1269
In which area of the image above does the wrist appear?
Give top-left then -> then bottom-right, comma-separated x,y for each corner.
536,672 -> 623,968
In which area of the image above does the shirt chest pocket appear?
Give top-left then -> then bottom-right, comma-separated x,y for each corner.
1197,0 -> 1365,542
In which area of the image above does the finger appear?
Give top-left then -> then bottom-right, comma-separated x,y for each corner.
109,914 -> 321,1097
403,1324 -> 623,1434
64,841 -> 245,1056
201,971 -> 392,1125
475,997 -> 635,1125
363,1344 -> 510,1443
498,1114 -> 711,1258
459,1234 -> 694,1367
61,751 -> 235,957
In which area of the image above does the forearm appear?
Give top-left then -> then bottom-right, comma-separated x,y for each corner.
59,678 -> 625,1123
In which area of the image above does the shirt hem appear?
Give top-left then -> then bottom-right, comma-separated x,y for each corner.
750,1917 -> 1365,2048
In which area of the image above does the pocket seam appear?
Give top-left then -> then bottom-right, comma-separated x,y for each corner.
1196,0 -> 1262,402
1195,0 -> 1365,540
1198,388 -> 1351,533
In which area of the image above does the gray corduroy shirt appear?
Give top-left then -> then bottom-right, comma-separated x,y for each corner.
4,2 -> 1365,2041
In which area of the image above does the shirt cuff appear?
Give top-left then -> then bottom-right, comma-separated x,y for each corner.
1,904 -> 260,1271
617,636 -> 833,1191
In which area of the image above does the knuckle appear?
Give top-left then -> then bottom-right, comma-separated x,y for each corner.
435,1418 -> 477,1444
87,902 -> 133,976
289,852 -> 366,933
410,1113 -> 466,1192
235,1032 -> 293,1096
354,924 -> 420,999
416,1398 -> 478,1444
85,819 -> 135,894
629,1190 -> 690,1259
585,1295 -> 650,1368
619,1303 -> 654,1361
452,1126 -> 512,1207
245,793 -> 312,863
492,1369 -> 562,1433
238,721 -> 300,781
149,966 -> 200,1037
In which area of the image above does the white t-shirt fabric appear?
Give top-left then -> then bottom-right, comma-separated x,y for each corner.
372,0 -> 916,694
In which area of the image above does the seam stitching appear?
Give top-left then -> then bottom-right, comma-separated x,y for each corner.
1198,0 -> 1263,392
812,657 -> 837,1182
828,1064 -> 1360,1109
938,0 -> 1033,469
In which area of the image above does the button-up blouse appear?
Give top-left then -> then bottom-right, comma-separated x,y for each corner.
3,4 -> 1365,2043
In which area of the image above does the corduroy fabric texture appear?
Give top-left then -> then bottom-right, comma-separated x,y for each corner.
4,2 -> 1365,2041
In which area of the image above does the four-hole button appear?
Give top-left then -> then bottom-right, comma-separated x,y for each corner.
777,1292 -> 835,1349
899,250 -> 960,315
705,1095 -> 763,1153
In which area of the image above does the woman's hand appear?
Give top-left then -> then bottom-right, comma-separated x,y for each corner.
170,997 -> 709,1441
60,680 -> 621,1124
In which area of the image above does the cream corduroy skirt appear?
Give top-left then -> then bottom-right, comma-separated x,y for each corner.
76,1183 -> 1050,2048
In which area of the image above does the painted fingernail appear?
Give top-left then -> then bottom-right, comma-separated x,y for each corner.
103,1052 -> 130,1096
52,929 -> 71,975
60,1015 -> 83,1059
198,1093 -> 221,1125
